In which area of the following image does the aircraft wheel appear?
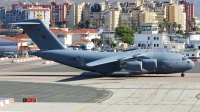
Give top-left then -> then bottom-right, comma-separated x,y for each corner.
181,73 -> 185,77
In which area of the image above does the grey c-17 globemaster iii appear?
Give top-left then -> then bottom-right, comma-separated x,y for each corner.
11,19 -> 194,77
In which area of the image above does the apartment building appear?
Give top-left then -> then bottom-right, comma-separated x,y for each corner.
67,4 -> 75,28
154,2 -> 167,24
12,2 -> 68,27
180,0 -> 194,31
82,3 -> 91,22
120,8 -> 133,28
102,8 -> 120,31
50,2 -> 68,27
25,8 -> 50,28
0,8 -> 24,28
162,0 -> 186,31
67,2 -> 85,28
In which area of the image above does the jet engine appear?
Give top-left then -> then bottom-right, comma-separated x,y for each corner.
141,59 -> 157,70
120,61 -> 142,71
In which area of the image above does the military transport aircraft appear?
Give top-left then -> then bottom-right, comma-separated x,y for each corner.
11,19 -> 194,77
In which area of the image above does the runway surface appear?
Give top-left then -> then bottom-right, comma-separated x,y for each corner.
0,81 -> 110,103
0,59 -> 200,112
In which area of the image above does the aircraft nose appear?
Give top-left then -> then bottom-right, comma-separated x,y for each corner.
191,60 -> 195,68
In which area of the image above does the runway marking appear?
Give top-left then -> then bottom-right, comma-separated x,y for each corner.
148,86 -> 161,105
72,104 -> 92,112
95,89 -> 113,103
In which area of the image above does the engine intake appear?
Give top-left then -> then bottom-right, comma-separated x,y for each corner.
120,61 -> 142,71
141,59 -> 157,70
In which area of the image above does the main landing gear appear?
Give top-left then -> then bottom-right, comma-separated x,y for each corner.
181,73 -> 185,77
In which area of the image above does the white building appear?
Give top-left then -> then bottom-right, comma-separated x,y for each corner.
134,24 -> 185,51
50,28 -> 73,46
25,8 -> 50,28
181,49 -> 200,59
0,35 -> 27,53
70,29 -> 100,43
15,28 -> 73,47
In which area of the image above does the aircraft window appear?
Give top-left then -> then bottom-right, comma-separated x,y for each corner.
182,57 -> 186,60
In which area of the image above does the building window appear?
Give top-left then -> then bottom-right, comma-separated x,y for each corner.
138,44 -> 141,47
186,54 -> 189,56
157,44 -> 159,47
157,37 -> 159,40
154,37 -> 156,40
192,54 -> 195,56
164,46 -> 167,48
148,37 -> 150,40
154,44 -> 156,47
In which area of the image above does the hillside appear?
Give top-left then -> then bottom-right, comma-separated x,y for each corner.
2,0 -> 200,18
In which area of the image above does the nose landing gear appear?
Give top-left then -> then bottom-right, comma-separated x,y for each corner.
181,73 -> 185,77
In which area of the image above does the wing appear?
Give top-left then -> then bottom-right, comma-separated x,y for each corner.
86,53 -> 146,67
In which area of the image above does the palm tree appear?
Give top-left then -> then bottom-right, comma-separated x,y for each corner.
0,21 -> 3,29
191,18 -> 196,26
8,24 -> 14,37
172,22 -> 177,32
85,19 -> 91,28
178,24 -> 182,34
162,18 -> 169,32
158,23 -> 164,33
191,18 -> 196,31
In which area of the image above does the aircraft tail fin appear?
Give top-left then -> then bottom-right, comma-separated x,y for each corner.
10,19 -> 65,50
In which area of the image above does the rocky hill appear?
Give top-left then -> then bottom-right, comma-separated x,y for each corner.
2,0 -> 200,18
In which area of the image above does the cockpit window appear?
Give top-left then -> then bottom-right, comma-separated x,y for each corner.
182,57 -> 186,60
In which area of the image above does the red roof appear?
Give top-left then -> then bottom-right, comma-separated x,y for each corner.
15,29 -> 72,39
15,33 -> 30,39
50,29 -> 72,34
72,39 -> 93,45
19,46 -> 39,50
0,36 -> 25,43
70,29 -> 100,34
0,28 -> 7,32
26,8 -> 50,11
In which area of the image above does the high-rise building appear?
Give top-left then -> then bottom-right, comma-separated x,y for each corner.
162,0 -> 186,31
49,2 -> 68,27
0,7 -> 50,28
154,2 -> 167,24
0,8 -> 25,28
180,0 -> 194,31
67,2 -> 85,28
102,7 -> 120,31
12,2 -> 68,27
25,8 -> 50,28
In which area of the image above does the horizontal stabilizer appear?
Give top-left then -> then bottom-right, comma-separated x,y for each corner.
10,22 -> 40,25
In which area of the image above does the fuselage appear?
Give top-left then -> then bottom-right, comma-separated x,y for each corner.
33,50 -> 194,75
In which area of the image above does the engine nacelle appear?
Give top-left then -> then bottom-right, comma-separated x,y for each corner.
141,59 -> 157,70
120,61 -> 142,71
